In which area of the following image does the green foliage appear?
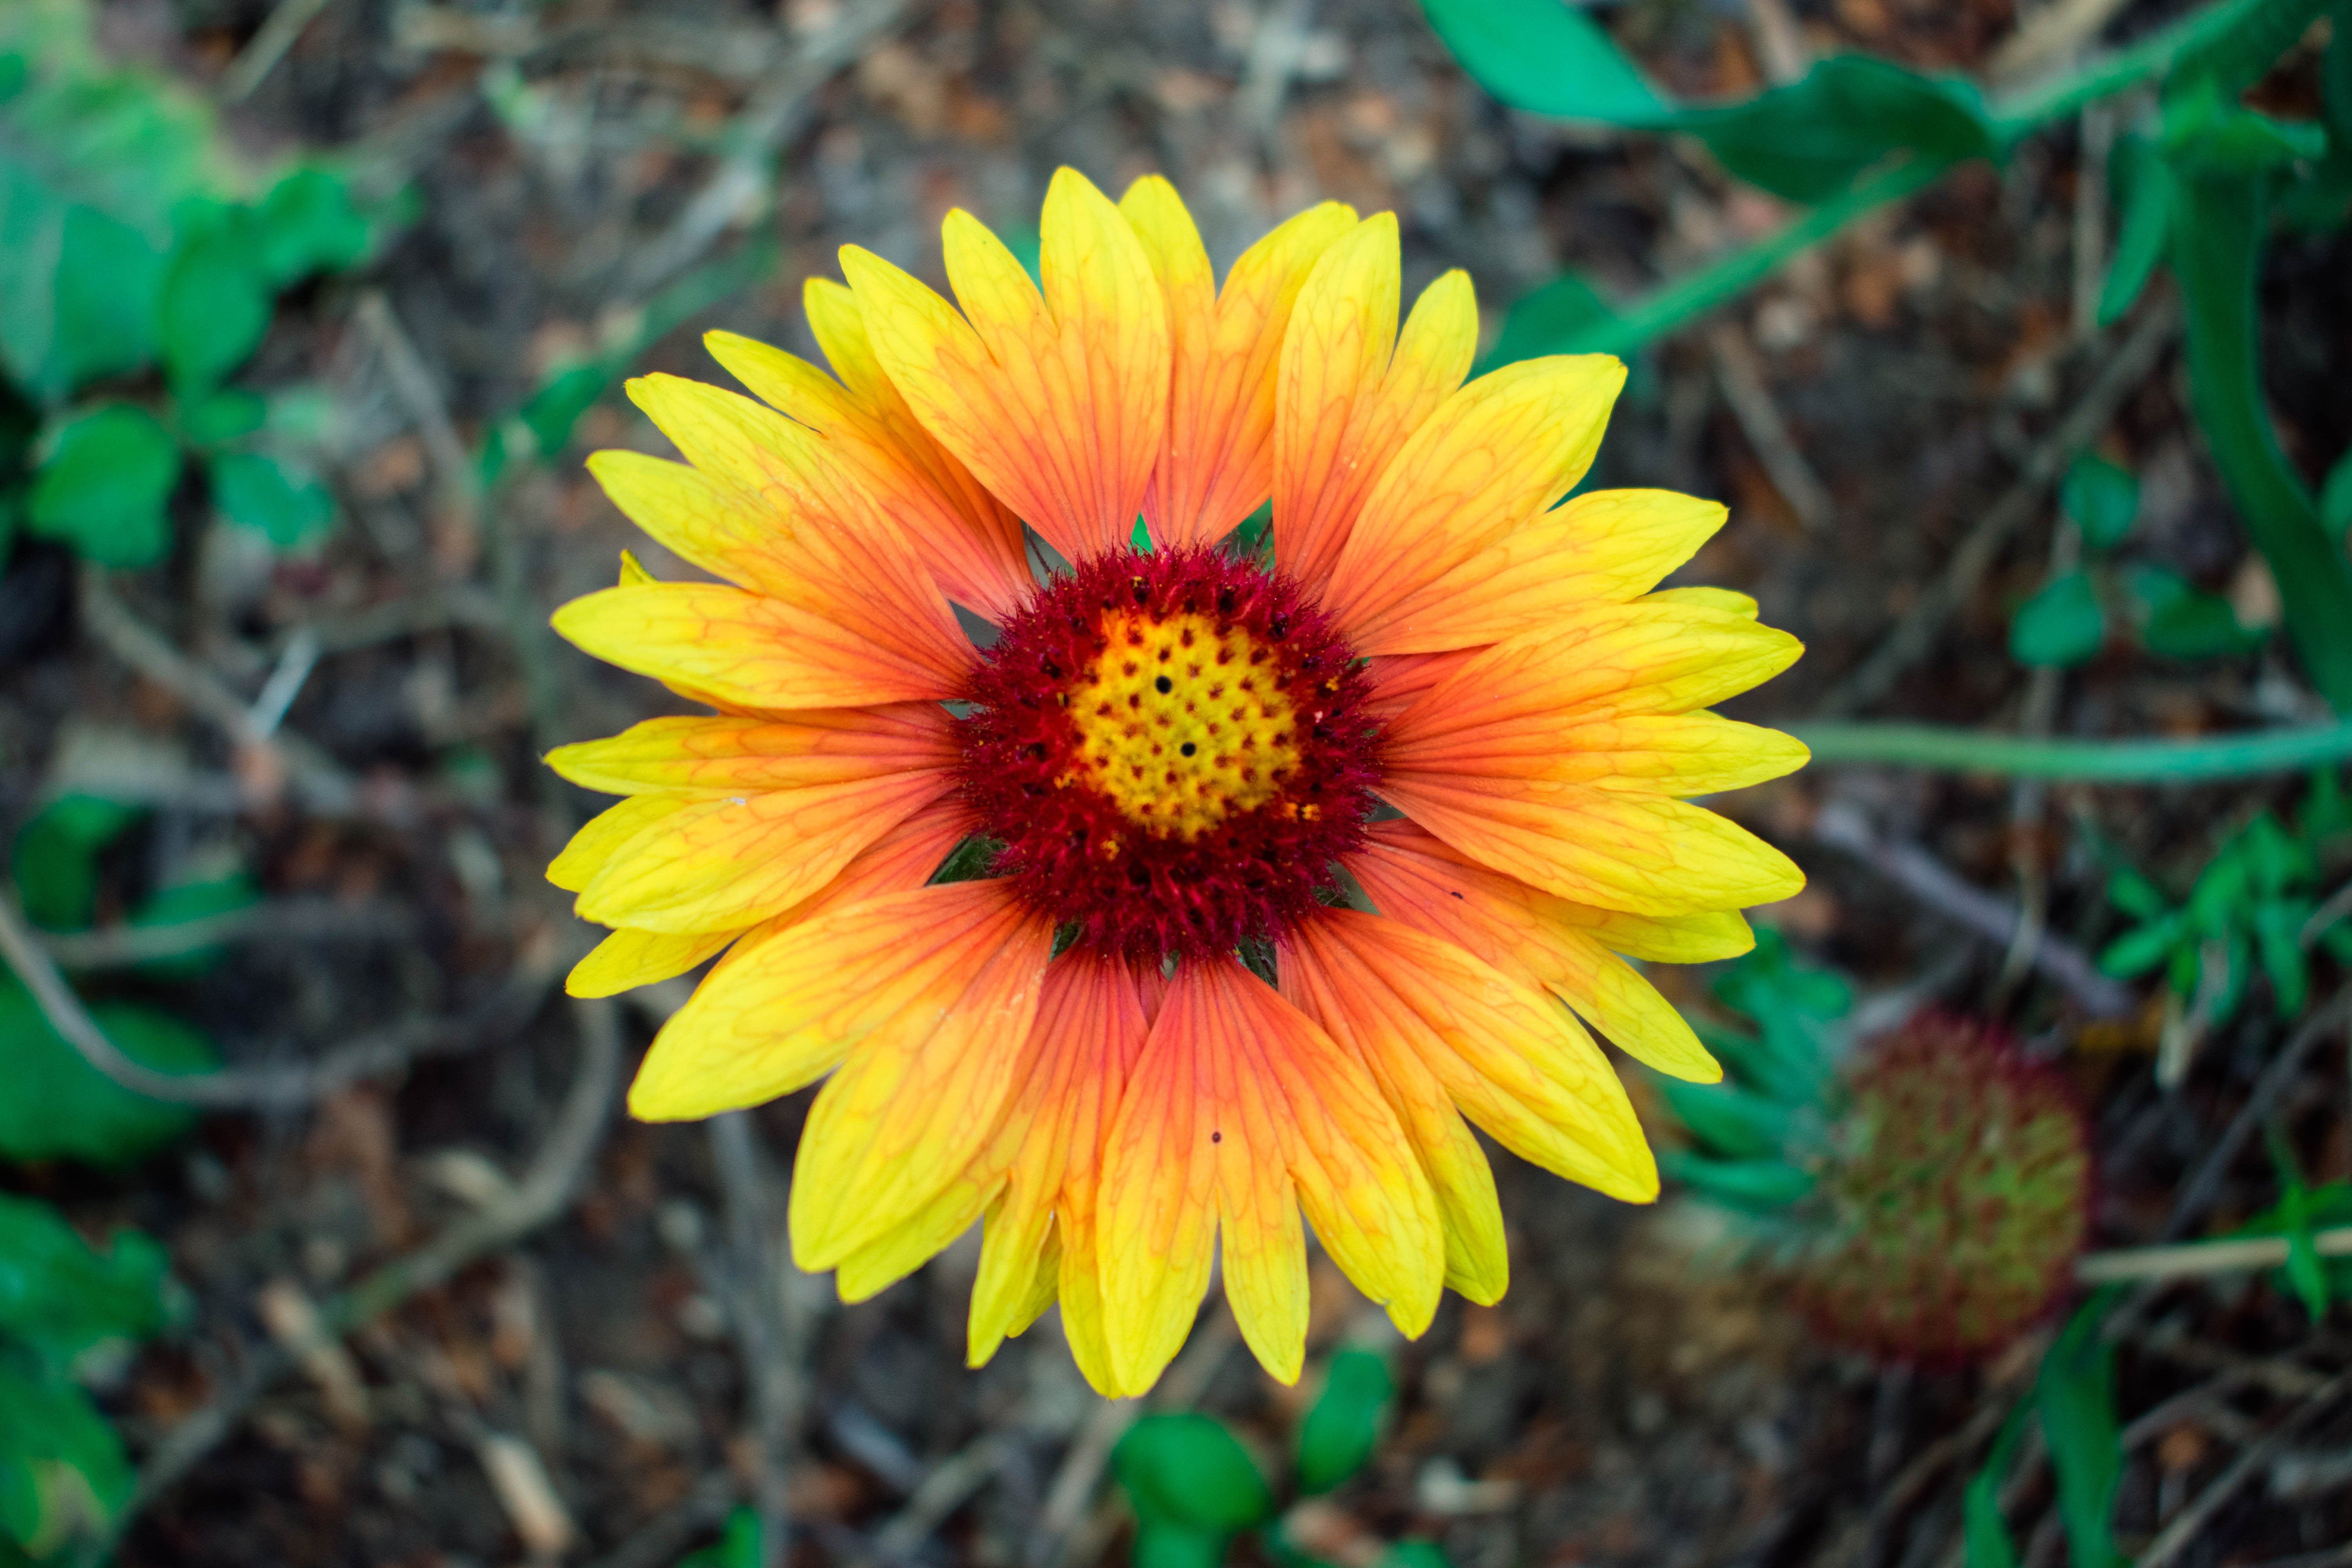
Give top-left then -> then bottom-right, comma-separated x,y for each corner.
0,0 -> 390,570
0,976 -> 219,1167
2036,1301 -> 2129,1568
2323,449 -> 2352,544
10,796 -> 139,932
1415,0 -> 1667,125
1110,1350 -> 1435,1567
25,404 -> 180,567
1484,270 -> 1615,373
2123,563 -> 2265,661
675,1507 -> 762,1568
2094,777 -> 2352,1022
2009,569 -> 2105,669
0,1192 -> 177,1562
1295,1350 -> 1394,1495
2060,454 -> 2140,550
1962,1405 -> 2029,1568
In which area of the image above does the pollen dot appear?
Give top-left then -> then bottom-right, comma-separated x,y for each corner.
1155,674 -> 1172,694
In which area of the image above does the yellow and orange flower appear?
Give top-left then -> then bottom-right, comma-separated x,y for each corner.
545,169 -> 1808,1396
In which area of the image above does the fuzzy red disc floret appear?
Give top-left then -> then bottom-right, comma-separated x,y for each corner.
955,545 -> 1382,961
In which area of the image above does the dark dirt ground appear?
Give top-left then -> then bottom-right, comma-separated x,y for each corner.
4,0 -> 2352,1565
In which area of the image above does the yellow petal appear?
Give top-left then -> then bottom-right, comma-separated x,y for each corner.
1273,217 -> 1477,589
548,796 -> 690,893
545,708 -> 955,796
1121,178 -> 1357,548
842,168 -> 1168,564
566,926 -> 739,999
1387,710 -> 1811,797
1281,910 -> 1658,1202
1318,355 -> 1626,642
1342,489 -> 1727,656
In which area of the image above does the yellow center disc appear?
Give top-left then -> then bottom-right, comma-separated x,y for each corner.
1063,610 -> 1301,840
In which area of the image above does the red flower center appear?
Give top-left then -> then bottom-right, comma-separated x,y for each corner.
956,544 -> 1383,960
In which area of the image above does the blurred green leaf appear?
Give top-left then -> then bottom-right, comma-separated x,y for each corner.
2060,454 -> 2139,550
2036,1299 -> 2128,1568
2010,569 -> 2105,668
207,450 -> 334,550
1380,1544 -> 1451,1568
1296,1349 -> 1394,1494
1485,270 -> 1616,372
1416,0 -> 1668,124
2104,863 -> 2172,922
675,1506 -> 761,1568
1654,1077 -> 1795,1161
26,404 -> 180,566
0,976 -> 217,1167
1658,1151 -> 1815,1212
49,206 -> 163,387
158,219 -> 273,391
1706,927 -> 1845,1106
1113,1415 -> 1274,1534
1000,221 -> 1044,285
2098,133 -> 2174,327
177,387 -> 265,448
1133,1524 -> 1230,1568
2123,562 -> 2264,660
2322,449 -> 2352,544
2167,156 -> 2352,709
0,1358 -> 134,1559
255,167 -> 370,285
1962,1403 -> 2029,1568
0,1194 -> 171,1373
2098,913 -> 2183,978
1683,58 -> 1992,205
2252,898 -> 2311,1013
127,869 -> 258,980
10,795 -> 139,932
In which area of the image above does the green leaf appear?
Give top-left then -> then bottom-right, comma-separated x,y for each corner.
2009,569 -> 2106,668
0,976 -> 218,1168
1000,221 -> 1044,285
50,206 -> 165,387
2098,133 -> 2175,327
1485,269 -> 1617,368
207,450 -> 335,550
0,1360 -> 136,1557
2252,898 -> 2311,1013
1684,57 -> 1994,205
1416,0 -> 1668,124
127,869 -> 258,980
26,404 -> 181,567
675,1506 -> 762,1568
2123,562 -> 2264,660
2060,454 -> 2139,549
2321,448 -> 2352,545
1658,1151 -> 1815,1211
2168,159 -> 2352,709
1381,1544 -> 1452,1568
255,167 -> 370,285
157,219 -> 273,391
1296,1349 -> 1395,1494
1112,1415 -> 1275,1533
0,1193 -> 172,1373
1654,1077 -> 1795,1160
1962,1404 -> 2029,1568
177,387 -> 266,448
2105,864 -> 2173,922
10,795 -> 140,931
2035,1299 -> 2128,1568
1132,1524 -> 1230,1568
1132,514 -> 1153,553
2098,914 -> 2183,978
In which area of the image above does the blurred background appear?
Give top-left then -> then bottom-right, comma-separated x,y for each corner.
2,1 -> 2350,1566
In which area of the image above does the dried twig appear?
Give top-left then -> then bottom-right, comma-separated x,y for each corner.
869,1433 -> 1018,1564
2079,1224 -> 2352,1284
711,1111 -> 800,1568
123,996 -> 622,1533
1811,802 -> 2134,1014
1817,298 -> 2180,717
38,897 -> 408,968
354,291 -> 482,563
0,891 -> 563,1108
218,0 -> 337,101
1710,322 -> 1835,533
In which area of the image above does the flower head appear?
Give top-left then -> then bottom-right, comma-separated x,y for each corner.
545,169 -> 1809,1395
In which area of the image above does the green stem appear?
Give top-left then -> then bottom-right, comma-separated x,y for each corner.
1792,720 -> 2352,780
1562,0 -> 2268,357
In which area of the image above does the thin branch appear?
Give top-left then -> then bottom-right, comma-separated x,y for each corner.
1710,321 -> 1834,533
37,898 -> 409,969
1810,802 -> 2134,1014
217,0 -> 337,101
1817,298 -> 2180,717
0,891 -> 563,1108
354,291 -> 481,564
123,996 -> 622,1534
710,1112 -> 798,1568
2078,1224 -> 2352,1284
